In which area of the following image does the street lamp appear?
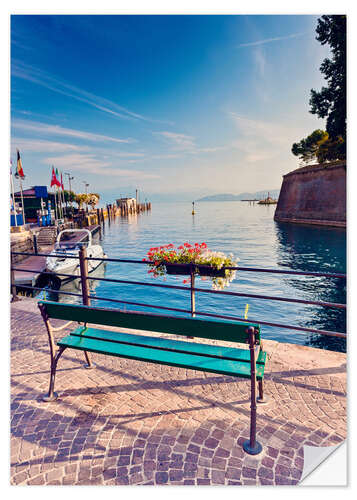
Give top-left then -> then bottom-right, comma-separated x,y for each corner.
83,182 -> 89,212
65,172 -> 74,208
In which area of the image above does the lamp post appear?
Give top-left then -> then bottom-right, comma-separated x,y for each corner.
65,172 -> 74,208
83,182 -> 89,212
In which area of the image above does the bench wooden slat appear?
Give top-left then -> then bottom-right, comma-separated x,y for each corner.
58,334 -> 265,379
69,326 -> 267,365
39,301 -> 261,344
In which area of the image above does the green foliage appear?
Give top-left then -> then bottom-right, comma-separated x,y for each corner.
291,130 -> 329,165
63,190 -> 76,203
309,15 -> 346,156
87,193 -> 100,209
75,193 -> 88,209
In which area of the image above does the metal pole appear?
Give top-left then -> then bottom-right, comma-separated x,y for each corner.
19,178 -> 26,225
10,164 -> 17,227
78,246 -> 94,368
79,246 -> 90,306
190,266 -> 196,318
243,327 -> 263,455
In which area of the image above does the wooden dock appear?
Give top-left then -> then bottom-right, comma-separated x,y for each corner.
12,225 -> 101,293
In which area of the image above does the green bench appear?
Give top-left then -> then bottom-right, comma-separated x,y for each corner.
38,300 -> 268,455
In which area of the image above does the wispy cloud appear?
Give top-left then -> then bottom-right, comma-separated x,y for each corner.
12,60 -> 171,124
43,153 -> 160,179
12,119 -> 133,144
237,32 -> 304,48
11,137 -> 89,153
228,112 -> 302,164
154,131 -> 196,151
154,131 -> 225,155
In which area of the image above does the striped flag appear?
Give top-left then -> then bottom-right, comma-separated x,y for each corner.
15,149 -> 25,179
50,166 -> 60,187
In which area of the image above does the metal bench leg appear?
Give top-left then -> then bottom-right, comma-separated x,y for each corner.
43,346 -> 66,402
243,327 -> 263,455
257,378 -> 269,404
83,350 -> 96,369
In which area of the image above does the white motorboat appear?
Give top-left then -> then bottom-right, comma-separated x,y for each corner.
45,228 -> 106,282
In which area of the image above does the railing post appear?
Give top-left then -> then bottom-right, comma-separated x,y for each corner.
79,246 -> 94,368
190,265 -> 196,318
79,246 -> 90,306
243,326 -> 263,455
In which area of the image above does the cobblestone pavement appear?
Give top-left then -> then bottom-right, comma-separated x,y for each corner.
10,299 -> 347,486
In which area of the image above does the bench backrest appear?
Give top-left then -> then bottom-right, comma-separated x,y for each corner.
39,301 -> 261,344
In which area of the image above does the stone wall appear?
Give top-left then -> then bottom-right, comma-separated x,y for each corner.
274,161 -> 346,227
10,231 -> 34,263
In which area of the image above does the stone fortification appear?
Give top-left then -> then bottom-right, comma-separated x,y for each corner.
274,162 -> 346,228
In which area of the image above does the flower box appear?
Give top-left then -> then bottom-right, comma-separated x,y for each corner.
144,242 -> 238,290
164,263 -> 226,277
165,263 -> 192,275
196,265 -> 226,277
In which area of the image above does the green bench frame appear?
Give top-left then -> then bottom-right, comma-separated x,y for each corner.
38,300 -> 268,455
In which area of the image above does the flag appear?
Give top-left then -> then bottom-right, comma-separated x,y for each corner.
60,172 -> 64,190
50,166 -> 60,187
15,149 -> 25,179
56,168 -> 61,189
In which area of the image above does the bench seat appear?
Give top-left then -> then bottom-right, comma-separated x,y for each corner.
58,326 -> 266,379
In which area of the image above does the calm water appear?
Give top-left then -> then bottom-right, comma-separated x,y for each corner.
43,202 -> 346,352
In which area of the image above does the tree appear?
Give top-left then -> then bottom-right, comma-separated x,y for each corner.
75,193 -> 88,209
87,193 -> 100,210
292,129 -> 329,165
309,15 -> 346,156
63,190 -> 76,203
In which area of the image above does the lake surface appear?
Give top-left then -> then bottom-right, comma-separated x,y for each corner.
44,201 -> 346,352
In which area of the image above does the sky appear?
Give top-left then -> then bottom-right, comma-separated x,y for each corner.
10,14 -> 331,203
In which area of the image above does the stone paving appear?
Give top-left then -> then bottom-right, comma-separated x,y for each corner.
10,298 -> 347,486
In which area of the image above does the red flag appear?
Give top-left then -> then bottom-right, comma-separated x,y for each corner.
15,149 -> 25,179
50,167 -> 59,187
61,172 -> 64,190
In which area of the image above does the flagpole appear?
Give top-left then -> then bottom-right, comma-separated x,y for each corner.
53,187 -> 58,221
58,186 -> 63,219
19,177 -> 26,225
10,161 -> 17,227
60,186 -> 64,218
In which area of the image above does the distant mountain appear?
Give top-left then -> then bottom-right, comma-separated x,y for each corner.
197,189 -> 280,202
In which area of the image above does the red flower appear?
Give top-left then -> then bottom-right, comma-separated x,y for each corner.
201,242 -> 207,248
142,258 -> 146,262
184,242 -> 192,248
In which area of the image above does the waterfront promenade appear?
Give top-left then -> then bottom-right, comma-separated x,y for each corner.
11,298 -> 346,486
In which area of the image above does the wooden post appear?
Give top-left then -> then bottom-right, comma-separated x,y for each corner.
33,234 -> 38,255
243,327 -> 263,455
10,253 -> 19,302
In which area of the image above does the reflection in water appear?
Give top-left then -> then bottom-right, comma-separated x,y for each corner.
41,262 -> 107,304
275,222 -> 346,351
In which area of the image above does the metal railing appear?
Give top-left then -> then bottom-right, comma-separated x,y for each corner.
10,249 -> 347,339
